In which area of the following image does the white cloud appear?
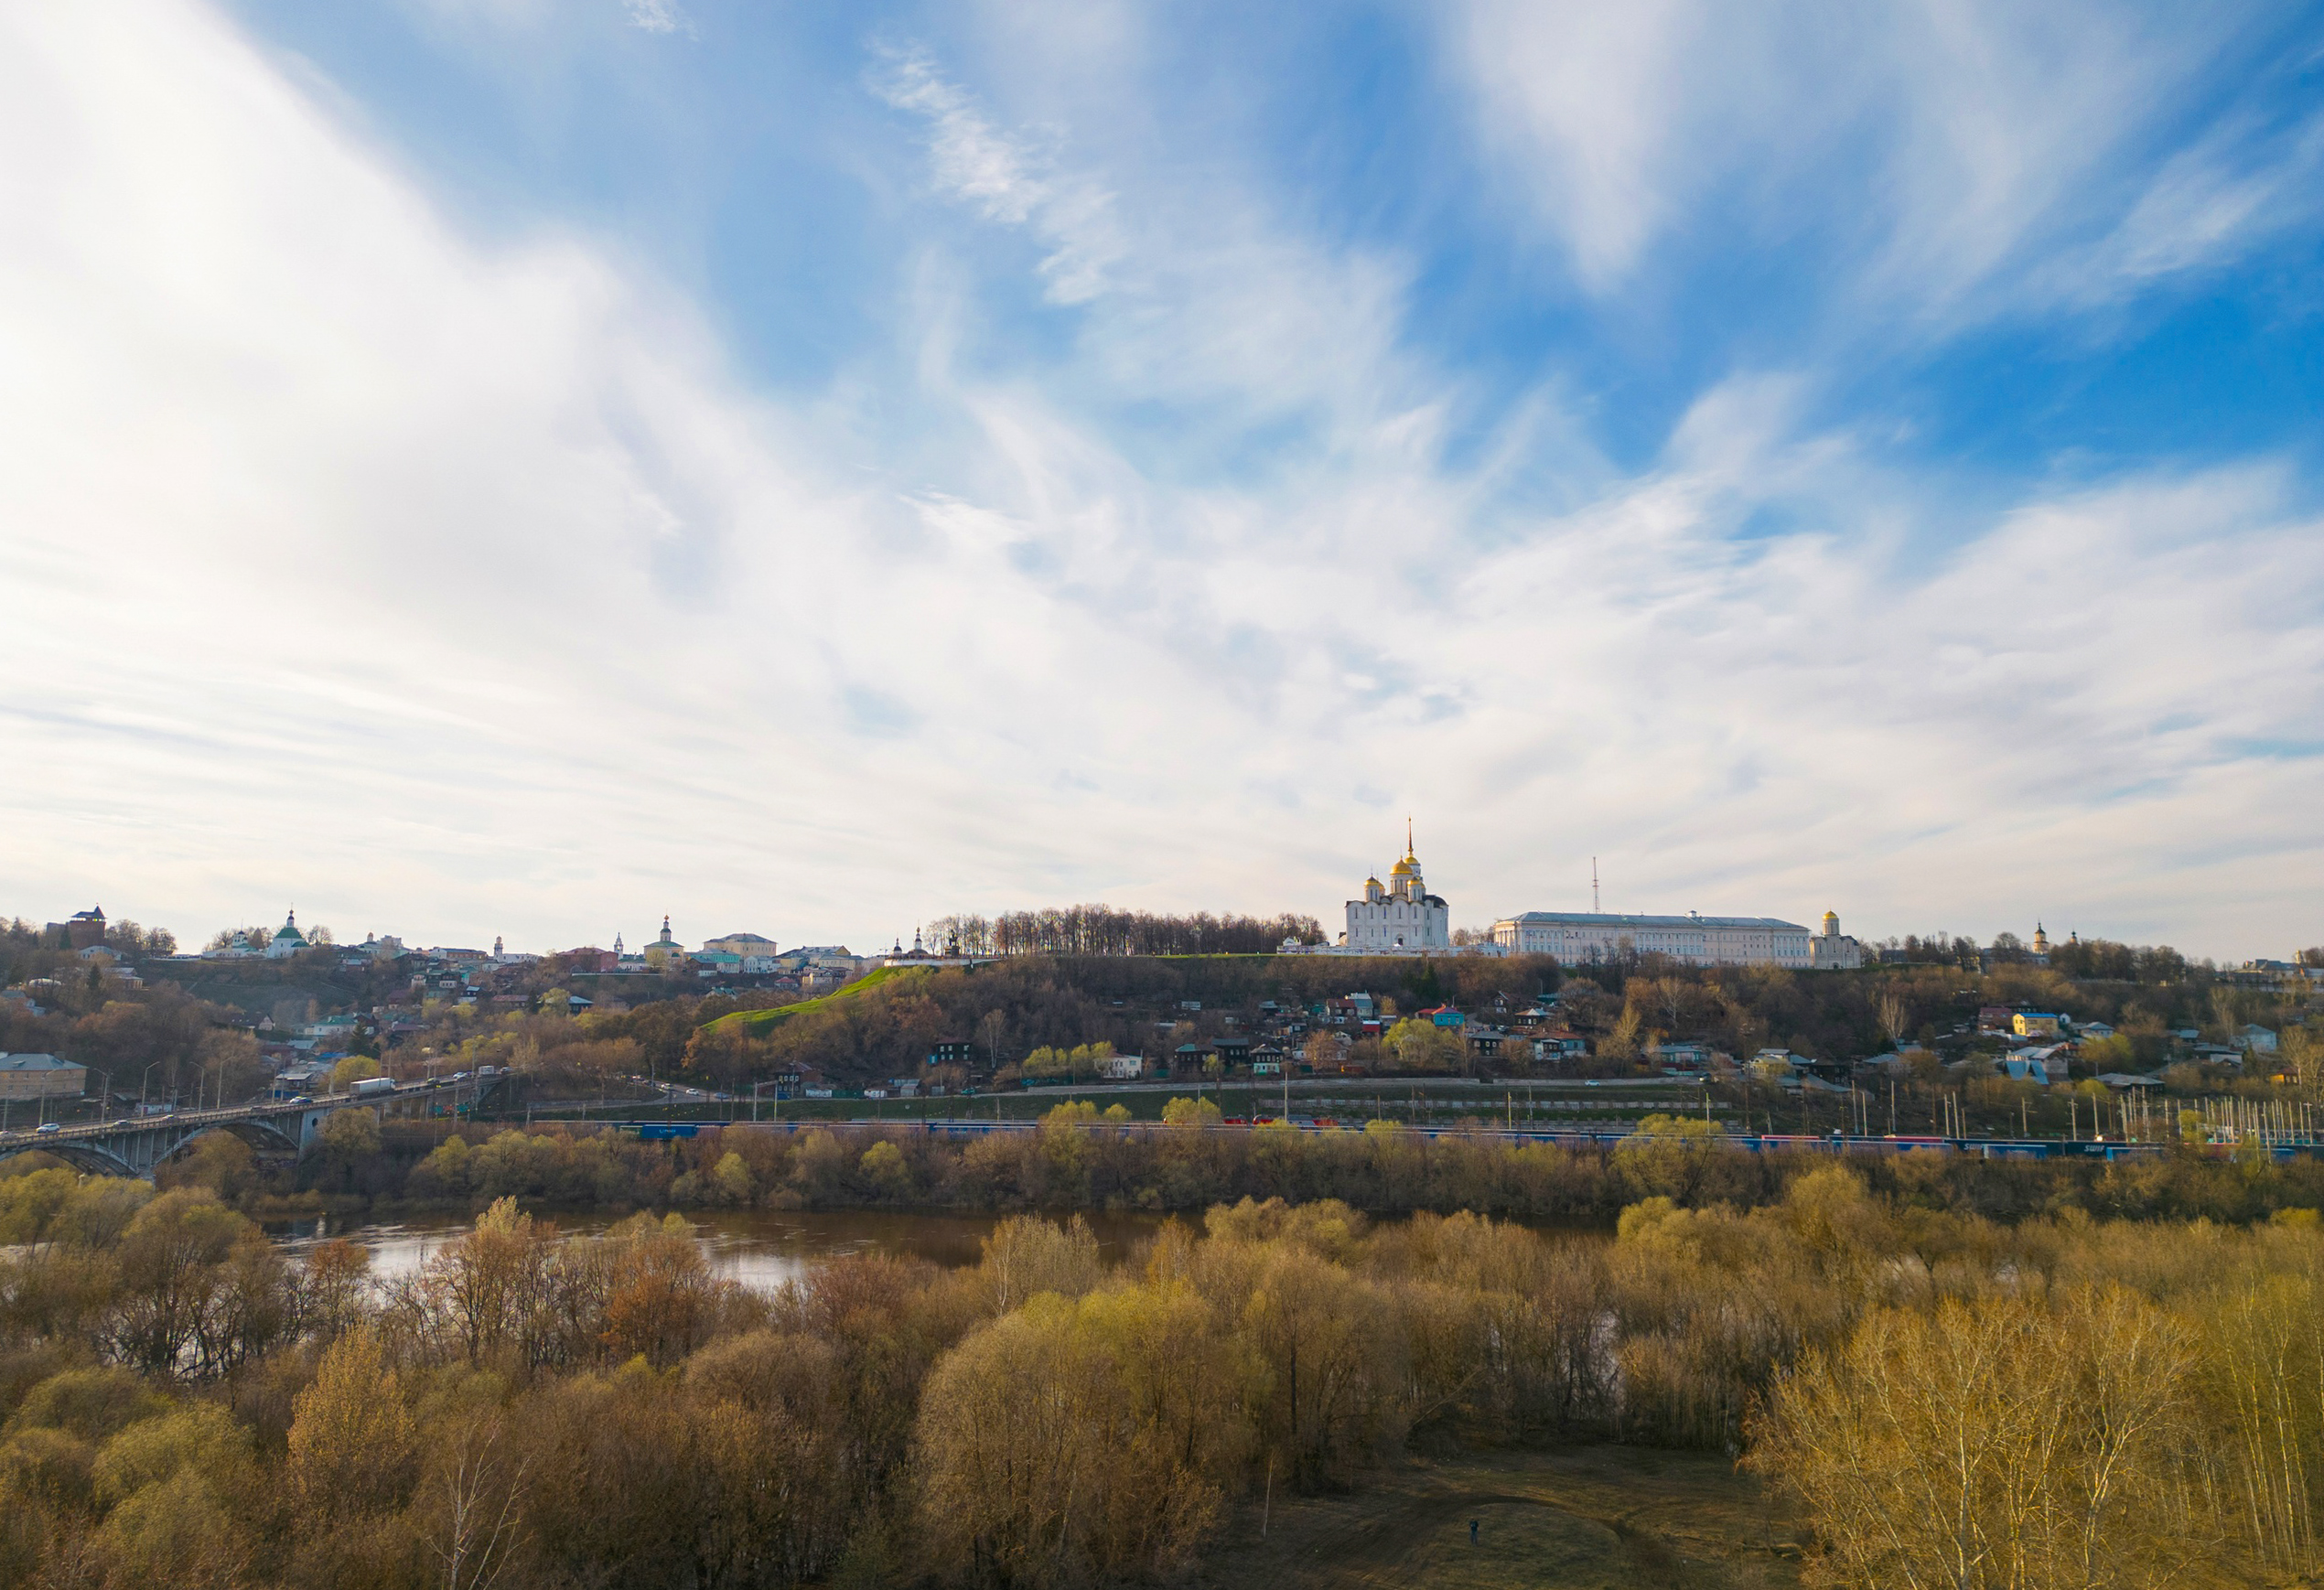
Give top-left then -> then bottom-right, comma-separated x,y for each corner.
1415,417 -> 2324,952
2039,108 -> 2324,302
1,0 -> 2318,963
1438,0 -> 2270,310
873,43 -> 1426,483
871,48 -> 1124,302
0,0 -> 1185,951
1442,0 -> 1727,289
622,0 -> 687,36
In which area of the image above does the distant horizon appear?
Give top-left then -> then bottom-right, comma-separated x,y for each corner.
16,893 -> 2297,970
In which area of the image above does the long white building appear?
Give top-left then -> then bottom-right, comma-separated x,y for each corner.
1491,909 -> 1824,969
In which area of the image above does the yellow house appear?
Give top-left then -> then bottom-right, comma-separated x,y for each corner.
0,1053 -> 86,1100
2012,1012 -> 2062,1038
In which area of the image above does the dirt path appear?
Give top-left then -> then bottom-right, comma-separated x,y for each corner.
1189,1445 -> 1803,1590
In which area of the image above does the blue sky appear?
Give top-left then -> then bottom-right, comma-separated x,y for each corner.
2,0 -> 2320,959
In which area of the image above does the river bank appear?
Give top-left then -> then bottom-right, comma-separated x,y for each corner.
267,1205 -> 1174,1289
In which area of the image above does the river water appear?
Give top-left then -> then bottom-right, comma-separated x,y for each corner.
277,1209 -> 1169,1294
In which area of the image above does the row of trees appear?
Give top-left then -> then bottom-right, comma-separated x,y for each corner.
1017,1041 -> 1118,1080
924,907 -> 1326,958
1870,930 -> 2214,983
243,1112 -> 2324,1229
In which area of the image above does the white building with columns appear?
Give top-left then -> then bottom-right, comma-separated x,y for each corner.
1490,908 -> 1824,969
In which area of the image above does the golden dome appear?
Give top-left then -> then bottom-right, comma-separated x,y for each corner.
1389,857 -> 1415,876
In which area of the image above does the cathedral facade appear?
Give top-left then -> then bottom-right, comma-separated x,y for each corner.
1343,831 -> 1450,953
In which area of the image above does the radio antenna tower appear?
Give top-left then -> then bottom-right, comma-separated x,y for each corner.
1592,857 -> 1600,914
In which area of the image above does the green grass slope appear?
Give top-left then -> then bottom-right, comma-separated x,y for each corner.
698,963 -> 931,1037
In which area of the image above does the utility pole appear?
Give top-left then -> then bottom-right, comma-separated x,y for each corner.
1592,858 -> 1600,915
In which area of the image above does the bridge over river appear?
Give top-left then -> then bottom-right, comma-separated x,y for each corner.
0,1075 -> 504,1178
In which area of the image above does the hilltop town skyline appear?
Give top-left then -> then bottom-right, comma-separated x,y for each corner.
20,882 -> 2306,973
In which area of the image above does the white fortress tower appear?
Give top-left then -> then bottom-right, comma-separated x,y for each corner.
1344,823 -> 1450,953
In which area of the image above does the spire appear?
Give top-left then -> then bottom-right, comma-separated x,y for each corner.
1405,815 -> 1415,858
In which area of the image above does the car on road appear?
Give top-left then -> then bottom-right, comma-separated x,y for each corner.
36,1122 -> 62,1134
288,1095 -> 312,1105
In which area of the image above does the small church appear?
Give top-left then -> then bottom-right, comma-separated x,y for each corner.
264,909 -> 308,959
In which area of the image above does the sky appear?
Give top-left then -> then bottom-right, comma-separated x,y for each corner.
2,0 -> 2321,962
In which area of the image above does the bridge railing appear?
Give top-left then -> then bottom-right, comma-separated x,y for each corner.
0,1080 -> 460,1148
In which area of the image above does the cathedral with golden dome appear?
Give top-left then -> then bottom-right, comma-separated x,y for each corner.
1343,824 -> 1451,952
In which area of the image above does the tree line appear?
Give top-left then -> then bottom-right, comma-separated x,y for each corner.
18,1137 -> 2324,1587
924,907 -> 1326,959
182,1106 -> 2324,1232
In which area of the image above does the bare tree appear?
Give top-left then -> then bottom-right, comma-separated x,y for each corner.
1876,988 -> 1911,1051
427,1416 -> 529,1590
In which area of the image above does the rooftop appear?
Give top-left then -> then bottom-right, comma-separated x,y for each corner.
1500,911 -> 1810,931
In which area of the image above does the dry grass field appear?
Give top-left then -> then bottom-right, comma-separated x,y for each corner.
1189,1443 -> 1804,1590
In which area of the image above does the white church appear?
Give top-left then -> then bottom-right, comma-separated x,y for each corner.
1340,827 -> 1451,953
